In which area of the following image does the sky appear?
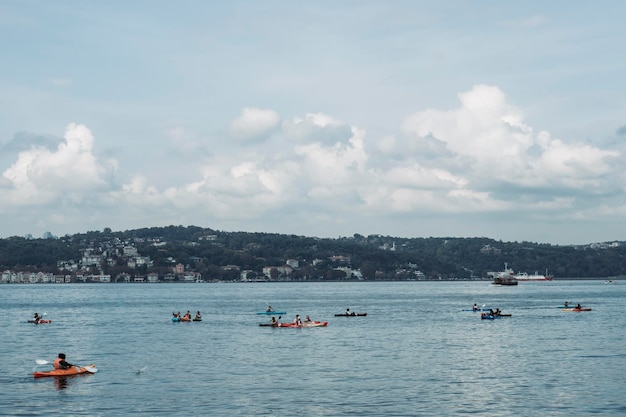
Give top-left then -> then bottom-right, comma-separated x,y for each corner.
1,1 -> 625,245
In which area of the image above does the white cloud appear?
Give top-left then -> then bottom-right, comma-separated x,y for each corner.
229,107 -> 280,142
400,84 -> 621,194
0,85 -> 623,244
1,123 -> 117,205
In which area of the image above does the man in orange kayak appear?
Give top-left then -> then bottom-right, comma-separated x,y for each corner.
54,353 -> 74,370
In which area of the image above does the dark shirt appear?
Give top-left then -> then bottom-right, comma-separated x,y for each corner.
58,359 -> 74,369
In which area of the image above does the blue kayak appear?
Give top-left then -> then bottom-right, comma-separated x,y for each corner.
256,311 -> 286,315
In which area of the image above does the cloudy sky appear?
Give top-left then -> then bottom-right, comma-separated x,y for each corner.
1,1 -> 625,245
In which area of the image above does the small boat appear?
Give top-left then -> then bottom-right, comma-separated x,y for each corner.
33,364 -> 97,378
334,313 -> 367,317
301,321 -> 328,327
256,311 -> 286,315
27,319 -> 52,324
562,307 -> 592,312
192,318 -> 202,322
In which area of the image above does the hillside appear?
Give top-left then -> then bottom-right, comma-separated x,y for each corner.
1,226 -> 624,281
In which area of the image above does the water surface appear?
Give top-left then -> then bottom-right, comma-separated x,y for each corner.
1,281 -> 624,416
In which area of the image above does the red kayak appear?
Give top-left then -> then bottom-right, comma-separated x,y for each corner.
33,364 -> 97,378
270,321 -> 329,328
277,323 -> 301,328
563,307 -> 592,312
28,319 -> 52,324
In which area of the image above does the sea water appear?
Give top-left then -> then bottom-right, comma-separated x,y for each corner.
1,281 -> 624,416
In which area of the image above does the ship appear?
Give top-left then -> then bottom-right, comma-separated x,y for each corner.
488,263 -> 553,282
513,269 -> 554,281
490,263 -> 518,286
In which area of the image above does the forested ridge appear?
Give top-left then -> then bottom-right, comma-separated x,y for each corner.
0,226 -> 624,280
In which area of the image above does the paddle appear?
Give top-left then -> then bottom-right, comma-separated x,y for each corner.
35,359 -> 98,373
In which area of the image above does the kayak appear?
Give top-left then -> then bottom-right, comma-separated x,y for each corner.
27,319 -> 52,324
278,323 -> 301,328
334,313 -> 367,317
463,309 -> 491,312
563,307 -> 592,312
481,314 -> 511,319
33,364 -> 97,378
256,311 -> 286,315
171,317 -> 192,322
192,318 -> 202,321
301,321 -> 328,327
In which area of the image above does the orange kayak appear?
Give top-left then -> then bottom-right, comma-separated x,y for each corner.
301,321 -> 328,327
33,364 -> 97,378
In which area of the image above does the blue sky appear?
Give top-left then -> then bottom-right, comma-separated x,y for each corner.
1,1 -> 625,245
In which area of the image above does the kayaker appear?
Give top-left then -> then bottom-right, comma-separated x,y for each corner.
266,305 -> 274,312
172,311 -> 181,318
194,311 -> 202,320
54,353 -> 74,370
33,312 -> 41,324
183,311 -> 191,320
345,308 -> 353,316
271,317 -> 278,326
293,314 -> 302,325
564,301 -> 569,307
576,303 -> 582,309
472,304 -> 479,311
304,315 -> 312,322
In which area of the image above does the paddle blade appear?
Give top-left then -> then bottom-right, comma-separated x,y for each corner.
84,366 -> 98,373
35,359 -> 49,365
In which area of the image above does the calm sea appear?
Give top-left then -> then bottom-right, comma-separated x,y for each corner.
1,281 -> 624,416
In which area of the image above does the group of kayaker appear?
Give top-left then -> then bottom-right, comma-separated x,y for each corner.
563,301 -> 583,309
268,314 -> 316,326
172,311 -> 202,321
487,308 -> 502,317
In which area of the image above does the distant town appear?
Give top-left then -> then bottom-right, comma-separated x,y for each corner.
1,226 -> 625,283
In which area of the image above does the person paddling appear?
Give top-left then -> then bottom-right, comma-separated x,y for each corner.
54,353 -> 74,370
293,314 -> 302,325
33,313 -> 41,324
